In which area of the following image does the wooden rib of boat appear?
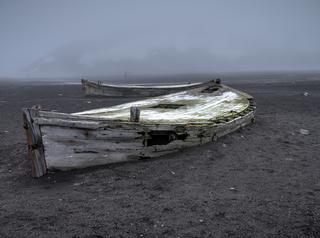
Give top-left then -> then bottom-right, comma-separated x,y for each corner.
23,81 -> 255,177
81,79 -> 213,97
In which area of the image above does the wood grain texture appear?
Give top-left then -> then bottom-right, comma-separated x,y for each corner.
38,111 -> 254,171
22,108 -> 47,177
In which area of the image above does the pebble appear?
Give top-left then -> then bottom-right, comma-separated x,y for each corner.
169,170 -> 175,175
299,129 -> 310,135
73,182 -> 83,186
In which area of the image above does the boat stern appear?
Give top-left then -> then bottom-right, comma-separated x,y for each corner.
22,107 -> 47,178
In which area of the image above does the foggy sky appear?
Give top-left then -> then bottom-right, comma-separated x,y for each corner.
1,0 -> 320,78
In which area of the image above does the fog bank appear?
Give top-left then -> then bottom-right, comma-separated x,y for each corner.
1,0 -> 320,78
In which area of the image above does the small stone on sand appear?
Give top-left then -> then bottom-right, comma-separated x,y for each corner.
299,129 -> 310,135
169,170 -> 175,175
73,182 -> 83,186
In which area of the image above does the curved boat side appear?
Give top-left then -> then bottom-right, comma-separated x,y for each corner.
81,79 -> 212,97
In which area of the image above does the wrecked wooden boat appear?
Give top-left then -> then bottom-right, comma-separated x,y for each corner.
23,80 -> 255,177
81,79 -> 212,97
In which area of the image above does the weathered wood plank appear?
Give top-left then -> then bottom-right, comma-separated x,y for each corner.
22,108 -> 47,177
41,126 -> 141,140
81,79 -> 213,97
130,106 -> 140,122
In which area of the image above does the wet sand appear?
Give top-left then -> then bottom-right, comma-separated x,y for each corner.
0,75 -> 320,237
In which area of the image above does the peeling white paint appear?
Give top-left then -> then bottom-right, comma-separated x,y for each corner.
74,90 -> 249,124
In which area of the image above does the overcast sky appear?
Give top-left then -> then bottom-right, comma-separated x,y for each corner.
0,0 -> 320,78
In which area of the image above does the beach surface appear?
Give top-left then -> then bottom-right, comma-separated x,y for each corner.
0,74 -> 320,237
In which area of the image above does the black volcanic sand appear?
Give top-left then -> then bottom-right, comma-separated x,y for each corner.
0,77 -> 320,237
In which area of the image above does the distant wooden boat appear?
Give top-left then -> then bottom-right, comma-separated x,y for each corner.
81,79 -> 212,97
23,81 -> 255,177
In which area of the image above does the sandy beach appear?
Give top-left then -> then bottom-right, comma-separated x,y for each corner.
0,74 -> 319,237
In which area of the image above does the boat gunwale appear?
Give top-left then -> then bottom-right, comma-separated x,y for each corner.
33,108 -> 254,128
82,79 -> 207,89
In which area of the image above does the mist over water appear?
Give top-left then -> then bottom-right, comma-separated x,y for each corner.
1,0 -> 320,79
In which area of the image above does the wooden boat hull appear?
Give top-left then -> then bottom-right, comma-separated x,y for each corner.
23,83 -> 255,177
81,79 -> 211,97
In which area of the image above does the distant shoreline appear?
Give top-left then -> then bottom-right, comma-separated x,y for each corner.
0,71 -> 320,85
